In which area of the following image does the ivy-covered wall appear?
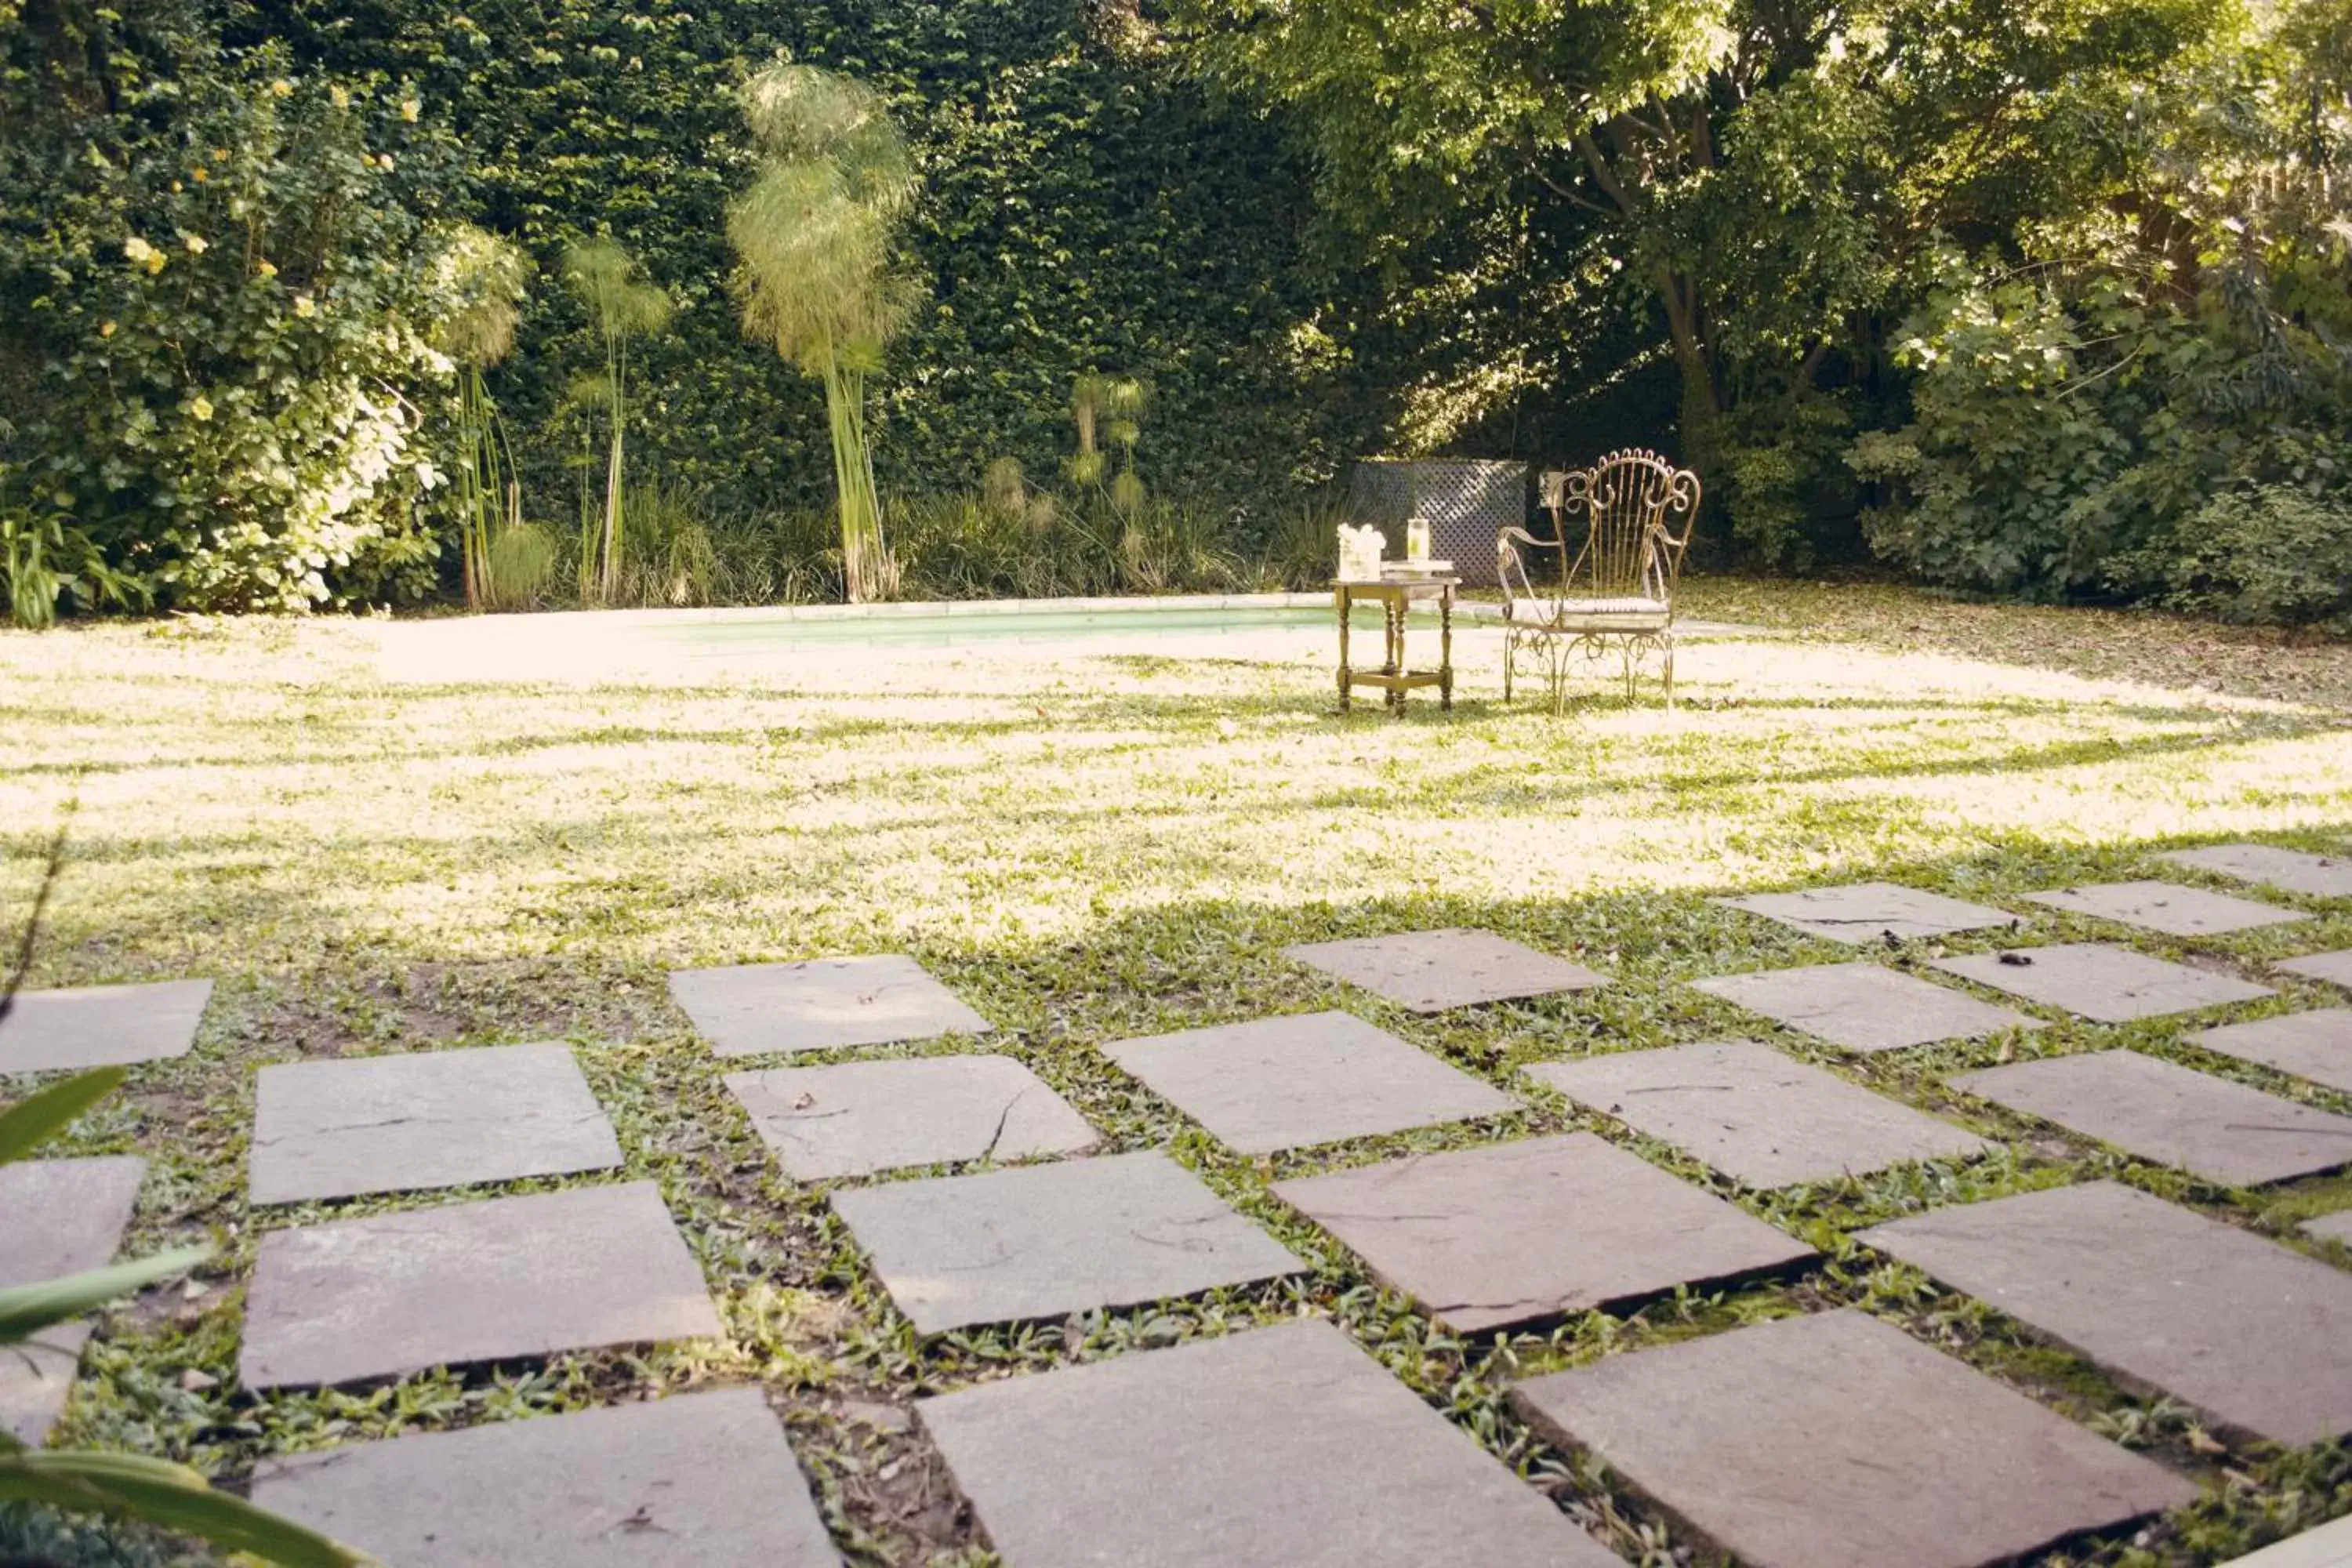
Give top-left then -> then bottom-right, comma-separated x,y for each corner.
237,0 -> 1384,521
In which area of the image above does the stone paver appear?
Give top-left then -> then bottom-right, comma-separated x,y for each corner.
2281,950 -> 2352,989
1715,882 -> 2013,944
919,1317 -> 1618,1568
1693,962 -> 2039,1053
1526,1040 -> 1992,1189
2307,1210 -> 2352,1247
1933,942 -> 2273,1023
0,978 -> 211,1073
1512,1308 -> 2194,1568
0,1156 -> 146,1284
2024,879 -> 2310,937
2163,844 -> 2352,900
1,1323 -> 90,1446
249,1043 -> 623,1204
1953,1050 -> 2352,1187
1099,1011 -> 1515,1154
0,1156 -> 143,1446
1272,1134 -> 1813,1332
667,956 -> 991,1058
2220,1512 -> 2352,1568
2194,1010 -> 2352,1096
727,1054 -> 1095,1181
1283,929 -> 1607,1014
240,1181 -> 722,1390
1862,1181 -> 2352,1444
253,1388 -> 840,1566
831,1151 -> 1303,1335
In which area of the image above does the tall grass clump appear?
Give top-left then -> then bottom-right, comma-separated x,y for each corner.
436,223 -> 535,612
560,239 -> 672,604
728,65 -> 923,604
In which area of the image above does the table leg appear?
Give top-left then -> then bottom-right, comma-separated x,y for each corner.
1384,598 -> 1403,712
1336,586 -> 1352,712
1439,586 -> 1454,710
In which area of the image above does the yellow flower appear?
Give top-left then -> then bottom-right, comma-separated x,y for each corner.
401,99 -> 420,123
293,293 -> 317,318
191,396 -> 214,422
191,166 -> 209,182
169,180 -> 183,193
378,152 -> 396,170
182,232 -> 208,254
211,147 -> 229,162
331,85 -> 350,110
122,237 -> 156,264
145,252 -> 167,274
100,320 -> 117,338
257,259 -> 278,278
270,78 -> 292,98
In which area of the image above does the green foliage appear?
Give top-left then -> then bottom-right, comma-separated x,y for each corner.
436,225 -> 535,611
239,0 -> 1377,520
729,64 -> 921,602
559,239 -> 672,604
0,4 -> 468,613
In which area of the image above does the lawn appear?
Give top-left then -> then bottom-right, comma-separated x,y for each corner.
4,578 -> 2352,1566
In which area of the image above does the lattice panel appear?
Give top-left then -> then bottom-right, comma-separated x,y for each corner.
1348,459 -> 1527,586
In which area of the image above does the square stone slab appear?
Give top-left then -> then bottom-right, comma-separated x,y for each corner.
2309,1210 -> 2352,1247
2220,1512 -> 2352,1568
1525,1040 -> 1993,1189
0,1156 -> 146,1285
830,1150 -> 1302,1335
2194,1011 -> 2352,1096
250,1043 -> 624,1204
1692,962 -> 2041,1053
1283,929 -> 1608,1014
2023,879 -> 2310,937
667,956 -> 991,1058
2163,844 -> 2352,899
240,1181 -> 723,1390
918,1317 -> 1618,1568
1933,942 -> 2274,1023
1953,1050 -> 2352,1186
1099,1011 -> 1515,1154
2,1322 -> 91,1446
252,1388 -> 840,1566
2281,950 -> 2352,989
1861,1181 -> 2352,1445
1512,1308 -> 2195,1568
0,979 -> 211,1074
727,1054 -> 1095,1181
1272,1133 -> 1813,1332
0,1156 -> 142,1448
1715,882 -> 2014,944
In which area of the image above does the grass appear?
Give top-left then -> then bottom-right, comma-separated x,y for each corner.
2,576 -> 2350,1566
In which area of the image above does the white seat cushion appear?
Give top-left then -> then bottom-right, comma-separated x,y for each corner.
1508,596 -> 1670,625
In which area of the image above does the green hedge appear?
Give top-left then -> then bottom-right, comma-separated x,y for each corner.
238,0 -> 1383,524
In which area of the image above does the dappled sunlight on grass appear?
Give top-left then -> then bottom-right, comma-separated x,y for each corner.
2,587 -> 2348,968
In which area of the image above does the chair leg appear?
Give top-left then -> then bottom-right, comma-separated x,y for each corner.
1663,637 -> 1676,709
1503,636 -> 1515,704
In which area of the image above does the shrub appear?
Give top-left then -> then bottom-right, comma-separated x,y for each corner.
0,17 -> 466,615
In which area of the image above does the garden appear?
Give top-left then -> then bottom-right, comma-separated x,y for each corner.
5,2 -> 2352,1566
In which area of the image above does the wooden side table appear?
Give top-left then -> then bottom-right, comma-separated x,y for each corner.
1334,576 -> 1460,713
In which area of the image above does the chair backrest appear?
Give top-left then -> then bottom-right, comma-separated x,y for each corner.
1537,449 -> 1702,602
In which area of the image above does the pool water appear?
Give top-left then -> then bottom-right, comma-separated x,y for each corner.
635,602 -> 1404,652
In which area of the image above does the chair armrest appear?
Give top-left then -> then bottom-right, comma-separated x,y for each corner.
1495,527 -> 1555,606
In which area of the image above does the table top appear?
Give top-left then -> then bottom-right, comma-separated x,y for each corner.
1331,575 -> 1462,593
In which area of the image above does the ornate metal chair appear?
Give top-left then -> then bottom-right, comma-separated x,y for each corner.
1497,448 -> 1701,711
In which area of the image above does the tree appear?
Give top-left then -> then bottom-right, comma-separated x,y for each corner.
727,64 -> 922,604
560,239 -> 671,604
1176,0 -> 2237,498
